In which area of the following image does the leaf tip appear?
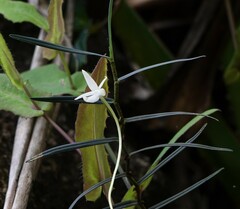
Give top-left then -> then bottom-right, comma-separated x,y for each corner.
26,153 -> 43,163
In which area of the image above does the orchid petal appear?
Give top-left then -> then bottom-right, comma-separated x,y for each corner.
82,70 -> 99,91
75,70 -> 107,103
99,76 -> 107,88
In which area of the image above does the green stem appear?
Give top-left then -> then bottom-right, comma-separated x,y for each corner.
107,0 -> 124,122
108,0 -> 114,62
59,51 -> 75,89
101,97 -> 122,209
106,1 -> 134,206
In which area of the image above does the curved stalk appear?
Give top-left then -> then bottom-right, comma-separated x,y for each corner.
100,97 -> 122,209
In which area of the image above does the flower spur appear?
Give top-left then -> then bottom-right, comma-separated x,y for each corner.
75,70 -> 107,103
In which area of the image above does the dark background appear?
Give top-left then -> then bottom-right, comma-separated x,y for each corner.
1,0 -> 240,208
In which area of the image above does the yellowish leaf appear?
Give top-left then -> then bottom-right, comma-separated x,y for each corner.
75,58 -> 111,201
43,0 -> 65,60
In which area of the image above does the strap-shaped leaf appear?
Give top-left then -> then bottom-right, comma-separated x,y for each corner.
69,173 -> 126,209
26,137 -> 118,162
137,124 -> 207,184
122,109 -> 219,203
149,168 -> 224,209
130,143 -> 232,156
118,56 -> 205,81
31,96 -> 114,104
125,111 -> 218,123
10,34 -> 109,58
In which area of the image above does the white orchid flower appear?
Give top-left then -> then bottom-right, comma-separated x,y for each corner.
75,70 -> 107,103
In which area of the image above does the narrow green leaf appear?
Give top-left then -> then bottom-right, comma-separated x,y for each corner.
43,0 -> 65,59
10,34 -> 109,58
0,33 -> 23,90
75,57 -> 112,201
150,109 -> 219,168
0,0 -> 48,30
149,168 -> 224,209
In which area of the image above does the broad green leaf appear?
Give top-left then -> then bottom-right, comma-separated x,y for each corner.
43,0 -> 65,59
22,64 -> 86,96
0,33 -> 23,90
113,0 -> 172,89
0,64 -> 86,117
0,74 -> 50,117
0,0 -> 48,30
75,58 -> 111,201
122,109 -> 219,206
